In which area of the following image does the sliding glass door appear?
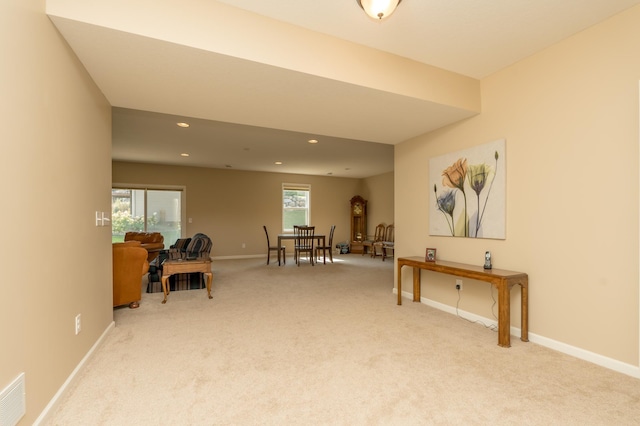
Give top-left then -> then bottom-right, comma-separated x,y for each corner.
112,187 -> 184,245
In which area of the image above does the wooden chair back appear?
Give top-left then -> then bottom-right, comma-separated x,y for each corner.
374,223 -> 385,241
384,224 -> 394,243
294,226 -> 315,265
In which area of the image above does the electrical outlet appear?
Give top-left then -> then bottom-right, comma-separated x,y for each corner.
75,314 -> 81,335
242,243 -> 246,249
455,279 -> 463,291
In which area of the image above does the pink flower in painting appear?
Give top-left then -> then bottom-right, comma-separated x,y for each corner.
442,158 -> 467,191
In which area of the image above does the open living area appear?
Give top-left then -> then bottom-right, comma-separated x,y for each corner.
3,0 -> 640,424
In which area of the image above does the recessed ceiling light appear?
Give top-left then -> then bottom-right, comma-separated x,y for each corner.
308,139 -> 318,144
275,161 -> 283,165
180,153 -> 190,157
177,122 -> 190,128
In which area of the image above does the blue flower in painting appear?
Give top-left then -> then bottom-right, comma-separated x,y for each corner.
437,189 -> 456,216
434,184 -> 456,235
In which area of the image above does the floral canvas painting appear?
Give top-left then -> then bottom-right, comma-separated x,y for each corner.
429,139 -> 506,239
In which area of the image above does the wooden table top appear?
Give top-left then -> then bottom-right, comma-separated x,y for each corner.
398,256 -> 527,279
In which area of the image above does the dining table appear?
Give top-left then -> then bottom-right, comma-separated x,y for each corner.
277,233 -> 326,266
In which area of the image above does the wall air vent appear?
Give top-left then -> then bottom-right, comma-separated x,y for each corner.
0,372 -> 25,426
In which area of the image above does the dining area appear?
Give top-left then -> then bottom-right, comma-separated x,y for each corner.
264,225 -> 336,266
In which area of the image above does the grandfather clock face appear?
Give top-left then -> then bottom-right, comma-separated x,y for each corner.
353,203 -> 363,215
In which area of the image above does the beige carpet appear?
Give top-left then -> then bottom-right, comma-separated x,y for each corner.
45,255 -> 640,425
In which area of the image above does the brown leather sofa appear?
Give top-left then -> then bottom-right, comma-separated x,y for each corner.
113,241 -> 149,308
124,231 -> 164,262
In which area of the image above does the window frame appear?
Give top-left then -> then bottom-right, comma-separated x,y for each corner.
282,183 -> 311,233
111,183 -> 187,242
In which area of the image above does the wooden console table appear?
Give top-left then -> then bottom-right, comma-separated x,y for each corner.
397,256 -> 528,348
161,258 -> 213,304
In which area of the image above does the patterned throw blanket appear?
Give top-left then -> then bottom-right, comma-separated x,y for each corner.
147,272 -> 204,293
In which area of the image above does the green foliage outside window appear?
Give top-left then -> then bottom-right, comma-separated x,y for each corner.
111,211 -> 145,235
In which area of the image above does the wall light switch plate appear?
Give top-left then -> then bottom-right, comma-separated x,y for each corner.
75,314 -> 81,335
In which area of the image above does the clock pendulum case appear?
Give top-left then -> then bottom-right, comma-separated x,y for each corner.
349,195 -> 367,254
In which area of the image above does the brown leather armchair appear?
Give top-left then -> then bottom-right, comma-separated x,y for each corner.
113,241 -> 149,308
124,231 -> 164,262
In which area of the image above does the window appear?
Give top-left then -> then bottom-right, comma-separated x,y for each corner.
111,186 -> 185,244
282,183 -> 310,232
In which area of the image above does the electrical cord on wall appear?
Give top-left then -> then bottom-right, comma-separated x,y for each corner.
455,284 -> 498,332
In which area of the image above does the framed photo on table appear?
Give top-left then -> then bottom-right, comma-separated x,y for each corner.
425,248 -> 437,262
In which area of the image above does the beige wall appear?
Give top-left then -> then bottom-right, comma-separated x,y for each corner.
396,5 -> 640,368
113,162 -> 392,257
0,1 -> 113,424
362,171 -> 395,233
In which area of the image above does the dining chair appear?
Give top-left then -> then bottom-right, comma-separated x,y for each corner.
263,225 -> 285,265
370,223 -> 386,258
382,224 -> 395,261
315,225 -> 336,264
362,223 -> 380,256
294,226 -> 315,266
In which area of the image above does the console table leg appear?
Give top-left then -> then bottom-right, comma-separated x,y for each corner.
412,267 -> 421,302
397,265 -> 403,305
520,278 -> 529,342
497,281 -> 511,347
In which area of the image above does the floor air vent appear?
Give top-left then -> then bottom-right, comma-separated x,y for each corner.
0,373 -> 25,426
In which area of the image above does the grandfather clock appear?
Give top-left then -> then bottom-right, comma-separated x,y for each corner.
350,195 -> 367,254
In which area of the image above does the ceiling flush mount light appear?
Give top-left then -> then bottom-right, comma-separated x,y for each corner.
180,153 -> 190,157
308,139 -> 318,144
176,122 -> 190,128
357,0 -> 402,20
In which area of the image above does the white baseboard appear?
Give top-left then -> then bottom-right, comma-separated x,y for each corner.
212,253 -> 339,261
33,321 -> 116,425
395,288 -> 640,379
528,333 -> 640,379
211,254 -> 264,260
